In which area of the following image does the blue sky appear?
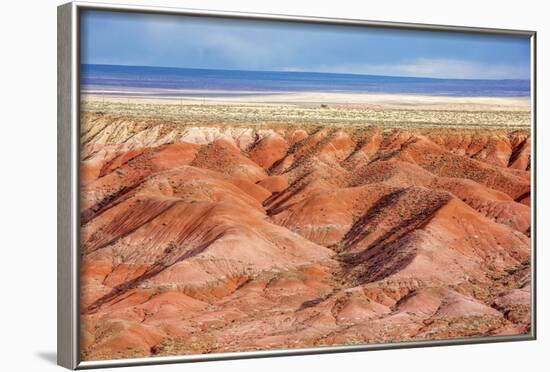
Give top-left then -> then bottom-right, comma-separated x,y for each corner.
80,10 -> 531,80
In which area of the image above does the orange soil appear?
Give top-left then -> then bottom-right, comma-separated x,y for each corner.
79,113 -> 531,361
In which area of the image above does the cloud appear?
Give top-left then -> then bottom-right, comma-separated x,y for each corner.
299,58 -> 530,80
138,17 -> 296,70
81,11 -> 531,81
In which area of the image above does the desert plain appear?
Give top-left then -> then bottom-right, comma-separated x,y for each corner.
78,93 -> 532,360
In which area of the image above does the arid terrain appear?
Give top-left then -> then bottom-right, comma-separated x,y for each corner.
79,100 -> 532,361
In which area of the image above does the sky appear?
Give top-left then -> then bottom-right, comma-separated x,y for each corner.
80,10 -> 531,80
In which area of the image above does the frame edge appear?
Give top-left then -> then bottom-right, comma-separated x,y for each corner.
72,0 -> 536,35
58,2 -> 78,370
531,30 -> 537,341
65,1 -> 537,369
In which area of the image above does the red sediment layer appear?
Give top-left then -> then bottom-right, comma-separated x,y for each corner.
80,117 -> 531,361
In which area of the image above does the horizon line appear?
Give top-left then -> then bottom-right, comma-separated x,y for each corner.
81,63 -> 530,82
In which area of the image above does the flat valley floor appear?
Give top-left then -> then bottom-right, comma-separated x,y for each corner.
79,97 -> 532,360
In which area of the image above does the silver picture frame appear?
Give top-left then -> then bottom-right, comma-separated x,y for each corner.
57,1 -> 537,369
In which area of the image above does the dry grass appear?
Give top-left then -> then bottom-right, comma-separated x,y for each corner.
81,99 -> 531,130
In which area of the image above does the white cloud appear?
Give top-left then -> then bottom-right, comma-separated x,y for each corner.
289,58 -> 530,80
140,18 -> 294,70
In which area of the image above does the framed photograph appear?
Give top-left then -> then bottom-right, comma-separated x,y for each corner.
57,1 -> 536,369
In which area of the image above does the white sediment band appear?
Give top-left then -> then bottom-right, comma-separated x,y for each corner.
81,90 -> 530,112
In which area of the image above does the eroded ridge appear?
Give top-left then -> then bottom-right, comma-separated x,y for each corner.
80,112 -> 531,361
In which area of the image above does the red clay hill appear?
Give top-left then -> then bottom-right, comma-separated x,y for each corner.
79,113 -> 532,360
